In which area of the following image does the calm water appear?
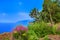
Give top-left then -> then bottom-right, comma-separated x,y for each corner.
0,23 -> 15,34
0,20 -> 30,34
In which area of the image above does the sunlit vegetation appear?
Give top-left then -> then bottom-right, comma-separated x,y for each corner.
0,0 -> 60,40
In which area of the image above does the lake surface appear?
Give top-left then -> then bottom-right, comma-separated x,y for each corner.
0,20 -> 31,34
0,23 -> 15,34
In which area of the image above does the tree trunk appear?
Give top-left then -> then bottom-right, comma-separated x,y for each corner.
50,13 -> 54,26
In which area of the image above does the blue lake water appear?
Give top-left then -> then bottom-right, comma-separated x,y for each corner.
0,23 -> 15,34
0,20 -> 31,34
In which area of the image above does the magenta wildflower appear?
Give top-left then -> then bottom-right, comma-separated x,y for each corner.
15,26 -> 28,32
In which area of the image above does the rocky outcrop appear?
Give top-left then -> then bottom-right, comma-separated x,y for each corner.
0,32 -> 12,40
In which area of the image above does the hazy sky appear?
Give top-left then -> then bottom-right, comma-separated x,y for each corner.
0,0 -> 43,23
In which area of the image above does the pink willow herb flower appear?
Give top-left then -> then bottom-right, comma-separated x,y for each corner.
15,26 -> 28,32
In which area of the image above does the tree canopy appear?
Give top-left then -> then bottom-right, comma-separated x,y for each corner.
30,0 -> 60,23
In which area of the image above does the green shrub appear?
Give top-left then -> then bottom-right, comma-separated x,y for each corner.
27,30 -> 38,40
13,26 -> 28,40
3,37 -> 10,40
52,24 -> 57,34
28,21 -> 54,38
52,24 -> 60,35
44,35 -> 50,40
54,24 -> 60,34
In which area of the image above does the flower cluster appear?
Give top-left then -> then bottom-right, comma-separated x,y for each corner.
15,26 -> 28,32
13,26 -> 28,40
